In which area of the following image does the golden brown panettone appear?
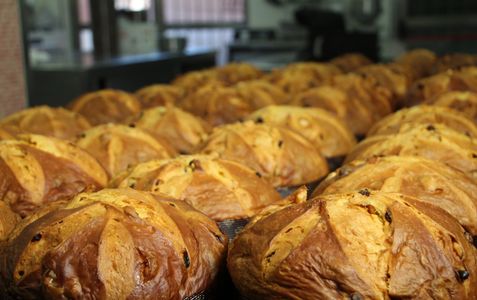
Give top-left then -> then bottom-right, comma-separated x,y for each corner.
315,155 -> 477,236
172,69 -> 222,94
0,106 -> 91,140
228,191 -> 477,299
345,124 -> 477,180
427,91 -> 477,123
110,155 -> 281,221
246,105 -> 356,158
291,86 -> 375,135
394,48 -> 437,79
199,121 -> 329,187
235,79 -> 289,106
329,53 -> 372,72
0,134 -> 108,217
134,84 -> 185,109
0,188 -> 227,299
0,128 -> 15,140
0,201 -> 19,240
75,124 -> 174,178
179,83 -> 252,126
432,53 -> 477,74
264,62 -> 342,95
367,105 -> 477,138
69,89 -> 142,125
406,67 -> 477,106
127,106 -> 211,154
356,64 -> 410,106
214,62 -> 263,85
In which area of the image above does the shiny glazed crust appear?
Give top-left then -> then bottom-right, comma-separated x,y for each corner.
199,121 -> 329,187
110,155 -> 281,221
69,89 -> 142,125
246,105 -> 356,157
128,106 -> 211,154
0,188 -> 227,299
75,124 -> 174,178
345,124 -> 477,180
432,53 -> 477,74
394,48 -> 437,80
228,191 -> 477,299
0,106 -> 91,140
134,84 -> 185,109
214,63 -> 263,85
235,80 -> 288,106
367,105 -> 477,138
314,155 -> 477,235
0,134 -> 108,217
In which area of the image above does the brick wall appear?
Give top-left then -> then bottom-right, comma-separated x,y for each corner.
0,0 -> 27,118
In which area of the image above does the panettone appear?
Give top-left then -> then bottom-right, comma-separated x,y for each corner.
110,155 -> 281,221
427,91 -> 477,123
199,121 -> 329,187
264,62 -> 342,95
68,89 -> 142,125
394,48 -> 437,80
406,67 -> 477,106
179,83 -> 252,126
172,70 -> 222,94
234,80 -> 288,106
314,155 -> 477,236
0,201 -> 19,241
291,86 -> 375,136
356,64 -> 410,106
0,188 -> 227,299
214,63 -> 263,85
246,105 -> 356,158
134,84 -> 185,109
367,105 -> 477,138
228,191 -> 477,299
432,53 -> 477,74
75,124 -> 174,178
329,53 -> 372,73
0,106 -> 91,140
345,124 -> 477,180
0,134 -> 108,217
0,128 -> 15,140
127,106 -> 211,154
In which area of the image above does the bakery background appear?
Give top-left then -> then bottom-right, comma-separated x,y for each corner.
1,0 -> 477,299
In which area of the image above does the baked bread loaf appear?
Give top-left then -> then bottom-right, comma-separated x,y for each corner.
68,89 -> 142,125
291,86 -> 375,136
264,62 -> 342,95
110,155 -> 281,221
134,84 -> 185,109
367,105 -> 477,138
315,155 -> 477,236
329,53 -> 372,73
406,67 -> 477,106
235,79 -> 289,106
127,106 -> 211,154
0,188 -> 227,299
432,53 -> 477,74
0,106 -> 91,140
356,64 -> 410,106
246,105 -> 356,158
394,48 -> 437,80
199,121 -> 329,187
75,124 -> 174,178
214,62 -> 263,85
0,134 -> 108,217
228,191 -> 477,299
345,124 -> 477,180
427,91 -> 477,123
0,201 -> 19,241
179,83 -> 252,126
0,128 -> 15,140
